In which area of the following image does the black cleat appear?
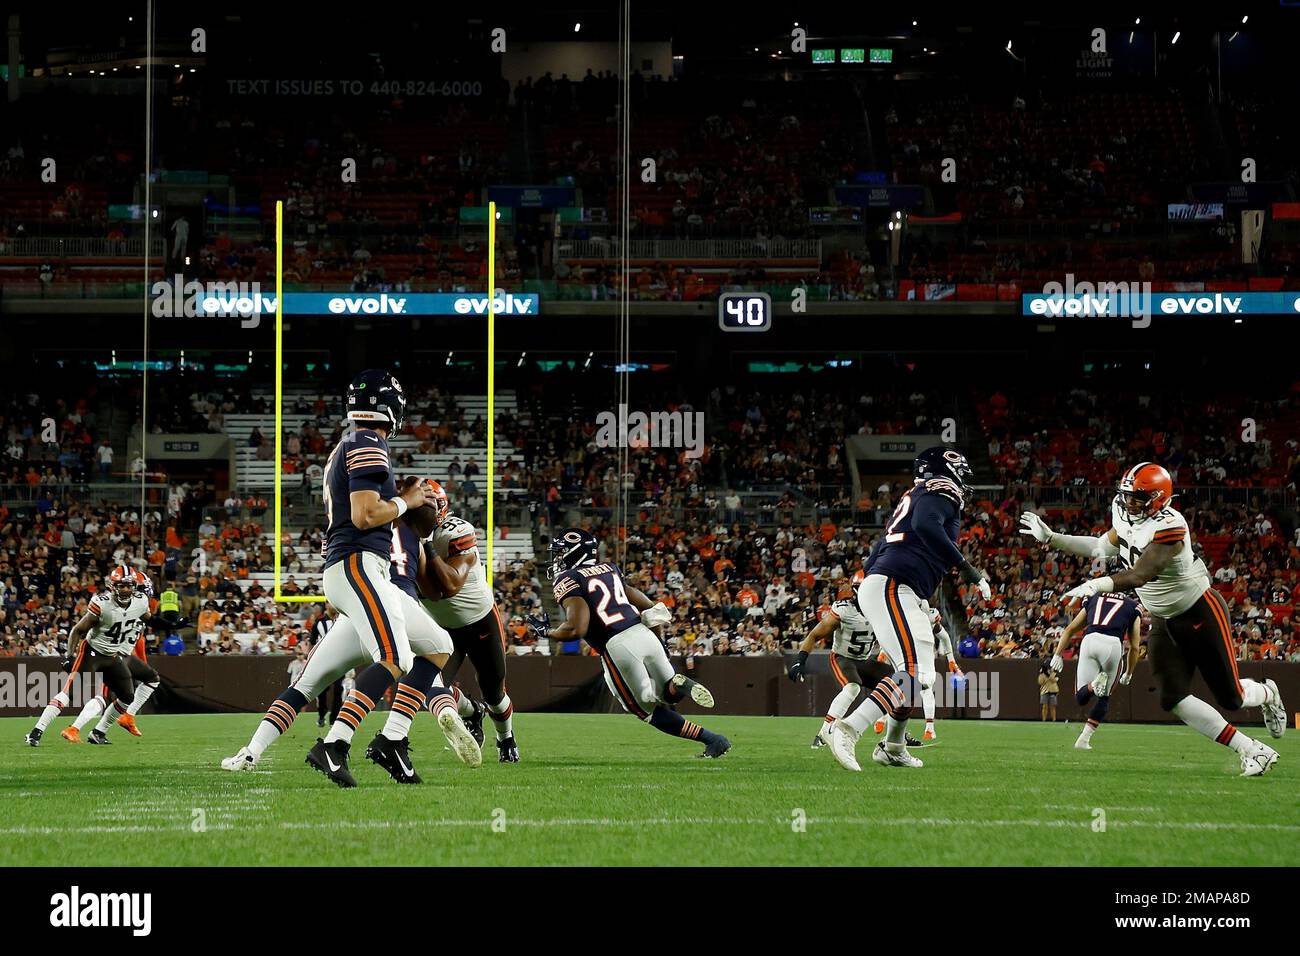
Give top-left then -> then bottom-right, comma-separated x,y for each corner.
87,729 -> 111,745
700,734 -> 732,759
306,738 -> 357,788
905,732 -> 927,748
463,700 -> 486,748
365,733 -> 422,784
810,732 -> 826,749
24,728 -> 42,747
496,735 -> 520,763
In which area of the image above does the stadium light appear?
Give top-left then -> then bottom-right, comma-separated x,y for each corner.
1129,32 -> 1135,43
518,352 -> 527,368
1241,15 -> 1248,24
1171,31 -> 1180,44
446,351 -> 453,366
1135,17 -> 1141,25
1229,32 -> 1239,42
573,22 -> 581,33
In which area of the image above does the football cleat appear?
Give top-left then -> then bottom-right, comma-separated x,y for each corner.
87,729 -> 111,745
438,710 -> 483,768
496,735 -> 521,763
24,728 -> 42,747
1240,743 -> 1279,778
117,713 -> 142,737
872,741 -> 923,768
923,728 -> 937,741
810,732 -> 826,749
1074,734 -> 1093,751
463,699 -> 486,747
220,747 -> 258,772
306,738 -> 357,788
1261,679 -> 1286,739
1091,672 -> 1109,700
365,733 -> 422,784
873,719 -> 886,734
905,731 -> 927,747
670,673 -> 715,709
700,734 -> 732,759
814,721 -> 833,748
61,726 -> 82,744
830,721 -> 862,772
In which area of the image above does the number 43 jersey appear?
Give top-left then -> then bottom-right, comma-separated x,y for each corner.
826,599 -> 879,660
86,592 -> 151,656
552,562 -> 640,652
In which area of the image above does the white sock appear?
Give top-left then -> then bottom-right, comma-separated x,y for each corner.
826,683 -> 860,721
248,720 -> 284,758
922,684 -> 936,722
34,692 -> 70,732
843,697 -> 885,735
1080,720 -> 1098,740
127,681 -> 159,716
487,694 -> 514,741
73,697 -> 106,731
94,699 -> 129,735
884,715 -> 907,751
382,684 -> 426,742
1239,679 -> 1268,709
451,685 -> 476,718
1172,695 -> 1254,755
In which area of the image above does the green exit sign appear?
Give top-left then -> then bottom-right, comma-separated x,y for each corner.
811,49 -> 835,64
870,48 -> 893,63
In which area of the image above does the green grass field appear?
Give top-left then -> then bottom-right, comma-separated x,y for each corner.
1,712 -> 1295,866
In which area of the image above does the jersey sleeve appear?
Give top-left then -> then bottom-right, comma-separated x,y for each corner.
443,520 -> 478,557
1150,518 -> 1187,547
911,490 -> 967,568
344,437 -> 392,492
87,593 -> 111,617
924,476 -> 965,507
553,572 -> 579,603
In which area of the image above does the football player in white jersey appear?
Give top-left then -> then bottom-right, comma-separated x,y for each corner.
917,598 -> 962,742
1021,462 -> 1285,776
416,496 -> 521,763
25,566 -> 165,747
788,595 -> 893,748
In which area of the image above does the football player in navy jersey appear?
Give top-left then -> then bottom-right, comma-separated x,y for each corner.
830,447 -> 992,772
529,529 -> 731,757
1051,593 -> 1143,750
305,369 -> 443,787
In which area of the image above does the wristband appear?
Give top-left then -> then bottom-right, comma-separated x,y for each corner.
391,497 -> 409,518
796,649 -> 809,666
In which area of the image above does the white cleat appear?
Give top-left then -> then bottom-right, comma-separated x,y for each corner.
221,746 -> 258,772
829,720 -> 862,772
815,721 -> 834,749
671,673 -> 715,709
1261,679 -> 1286,739
1240,742 -> 1279,777
872,741 -> 924,768
438,709 -> 483,768
1091,671 -> 1109,699
1074,734 -> 1093,750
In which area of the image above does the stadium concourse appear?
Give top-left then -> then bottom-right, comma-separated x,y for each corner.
3,367 -> 1299,672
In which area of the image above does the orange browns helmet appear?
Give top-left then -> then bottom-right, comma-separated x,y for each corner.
107,565 -> 137,607
1116,462 -> 1174,522
423,478 -> 450,525
851,569 -> 866,587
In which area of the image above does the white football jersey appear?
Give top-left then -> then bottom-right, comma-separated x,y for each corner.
918,599 -> 954,657
423,515 -> 496,628
85,592 -> 150,656
828,599 -> 878,660
1110,498 -> 1210,619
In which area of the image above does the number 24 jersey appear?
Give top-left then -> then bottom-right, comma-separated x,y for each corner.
552,563 -> 640,652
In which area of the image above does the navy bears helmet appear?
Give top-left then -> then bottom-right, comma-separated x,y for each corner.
547,528 -> 599,580
346,368 -> 407,432
914,446 -> 974,498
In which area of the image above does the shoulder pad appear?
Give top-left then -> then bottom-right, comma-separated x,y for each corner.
923,477 -> 964,505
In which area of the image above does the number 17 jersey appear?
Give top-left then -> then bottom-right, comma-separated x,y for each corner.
552,562 -> 639,652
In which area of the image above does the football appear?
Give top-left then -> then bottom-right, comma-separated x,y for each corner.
397,475 -> 441,538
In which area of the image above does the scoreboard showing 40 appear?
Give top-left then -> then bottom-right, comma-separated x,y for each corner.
718,291 -> 772,332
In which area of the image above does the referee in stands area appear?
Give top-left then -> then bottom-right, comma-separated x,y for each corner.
310,605 -> 344,727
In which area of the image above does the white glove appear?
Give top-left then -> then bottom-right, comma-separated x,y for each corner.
1061,577 -> 1113,604
1050,654 -> 1064,673
1019,511 -> 1053,544
640,602 -> 672,628
1118,670 -> 1133,686
976,577 -> 992,602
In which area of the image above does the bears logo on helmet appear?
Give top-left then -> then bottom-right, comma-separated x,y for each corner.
547,528 -> 598,580
346,368 -> 407,432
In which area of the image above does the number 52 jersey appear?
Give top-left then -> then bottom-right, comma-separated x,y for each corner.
86,591 -> 151,656
552,562 -> 640,652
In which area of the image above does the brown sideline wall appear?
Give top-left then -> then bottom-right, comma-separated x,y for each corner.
2,656 -> 1298,725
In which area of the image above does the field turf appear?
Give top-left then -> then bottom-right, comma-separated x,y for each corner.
1,713 -> 1295,867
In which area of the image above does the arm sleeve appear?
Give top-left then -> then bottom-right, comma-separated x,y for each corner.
911,493 -> 967,570
1049,531 -> 1116,559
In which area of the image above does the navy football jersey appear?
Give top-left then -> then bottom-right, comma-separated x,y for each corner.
322,428 -> 398,569
866,478 -> 964,598
552,562 -> 640,652
388,521 -> 421,600
1081,593 -> 1141,640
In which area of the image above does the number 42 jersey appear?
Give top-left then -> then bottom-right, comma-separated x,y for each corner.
552,562 -> 640,652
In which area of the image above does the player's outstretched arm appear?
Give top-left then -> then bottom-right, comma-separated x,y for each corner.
789,612 -> 837,681
1021,512 -> 1120,559
1062,539 -> 1181,604
549,596 -> 590,642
